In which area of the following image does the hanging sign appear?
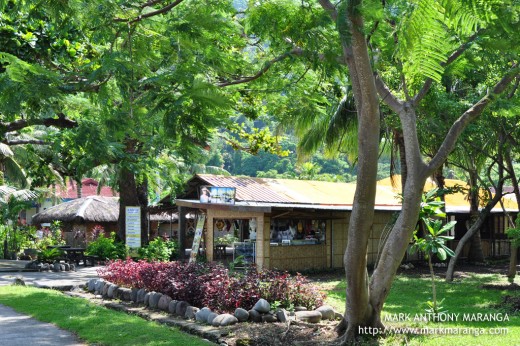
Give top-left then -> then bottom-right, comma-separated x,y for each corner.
199,186 -> 236,204
189,214 -> 206,263
126,206 -> 141,248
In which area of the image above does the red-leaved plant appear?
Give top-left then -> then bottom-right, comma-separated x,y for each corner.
98,259 -> 325,313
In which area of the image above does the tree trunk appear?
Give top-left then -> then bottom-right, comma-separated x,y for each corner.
467,171 -> 485,262
137,176 -> 149,246
504,144 -> 520,282
337,2 -> 381,341
117,167 -> 141,243
369,172 -> 426,323
395,130 -> 407,190
428,254 -> 437,312
76,178 -> 83,198
446,195 -> 501,281
508,246 -> 518,283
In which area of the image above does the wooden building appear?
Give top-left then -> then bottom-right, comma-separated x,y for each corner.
171,174 -> 518,271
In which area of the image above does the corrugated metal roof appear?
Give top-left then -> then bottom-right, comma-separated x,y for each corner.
193,174 -> 518,212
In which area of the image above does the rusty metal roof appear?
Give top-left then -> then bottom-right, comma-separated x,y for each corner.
196,174 -> 398,206
192,174 -> 518,212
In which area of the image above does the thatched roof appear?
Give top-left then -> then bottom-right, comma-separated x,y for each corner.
32,196 -> 119,224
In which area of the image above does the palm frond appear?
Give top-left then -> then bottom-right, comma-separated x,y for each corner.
2,157 -> 28,188
0,143 -> 14,157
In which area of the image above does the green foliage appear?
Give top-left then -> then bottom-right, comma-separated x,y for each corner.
410,219 -> 456,261
137,237 -> 178,262
227,124 -> 290,156
85,232 -> 127,261
409,190 -> 456,315
228,255 -> 245,272
215,234 -> 239,245
418,188 -> 447,220
37,247 -> 64,263
506,222 -> 520,248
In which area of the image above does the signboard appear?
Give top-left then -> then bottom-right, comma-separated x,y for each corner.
125,206 -> 141,248
199,186 -> 236,204
189,214 -> 206,263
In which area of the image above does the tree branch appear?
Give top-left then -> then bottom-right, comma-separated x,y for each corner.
413,32 -> 479,104
318,0 -> 338,21
217,48 -> 303,87
0,114 -> 78,134
114,0 -> 185,24
3,139 -> 47,146
374,74 -> 403,113
428,64 -> 520,172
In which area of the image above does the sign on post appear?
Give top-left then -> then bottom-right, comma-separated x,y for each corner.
189,214 -> 206,263
126,206 -> 141,248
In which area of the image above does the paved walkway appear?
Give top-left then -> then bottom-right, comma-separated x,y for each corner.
0,260 -> 100,289
0,304 -> 87,345
0,260 -> 100,345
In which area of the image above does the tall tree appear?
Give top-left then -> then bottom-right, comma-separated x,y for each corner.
239,1 -> 520,341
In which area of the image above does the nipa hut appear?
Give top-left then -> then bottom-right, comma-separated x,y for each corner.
32,196 -> 119,246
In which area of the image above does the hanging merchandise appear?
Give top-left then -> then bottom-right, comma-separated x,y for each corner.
225,220 -> 232,232
215,219 -> 225,231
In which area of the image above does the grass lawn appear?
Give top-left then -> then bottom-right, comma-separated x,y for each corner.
0,285 -> 211,346
323,272 -> 520,345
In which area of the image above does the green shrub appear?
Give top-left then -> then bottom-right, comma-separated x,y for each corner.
86,232 -> 127,260
37,247 -> 64,263
138,237 -> 178,262
215,234 -> 239,245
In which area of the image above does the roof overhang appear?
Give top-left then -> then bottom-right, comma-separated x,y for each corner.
175,199 -> 404,213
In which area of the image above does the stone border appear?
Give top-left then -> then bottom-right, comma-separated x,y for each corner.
79,278 -> 342,345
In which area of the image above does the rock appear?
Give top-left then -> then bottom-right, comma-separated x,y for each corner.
168,300 -> 178,315
207,312 -> 218,325
63,263 -> 71,271
295,310 -> 322,323
294,306 -> 307,312
131,288 -> 139,302
253,299 -> 270,313
158,295 -> 172,311
137,289 -> 147,303
185,306 -> 200,320
149,292 -> 163,309
234,308 -> 249,322
316,305 -> 335,320
119,288 -> 132,301
113,287 -> 122,299
69,263 -> 76,271
102,282 -> 110,297
175,301 -> 189,317
195,307 -> 212,322
52,263 -> 61,272
87,279 -> 96,292
107,284 -> 119,299
41,263 -> 50,271
262,314 -> 278,323
248,309 -> 262,323
144,292 -> 153,306
13,277 -> 25,286
276,309 -> 289,323
212,313 -> 238,327
60,264 -> 66,271
94,279 -> 105,294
